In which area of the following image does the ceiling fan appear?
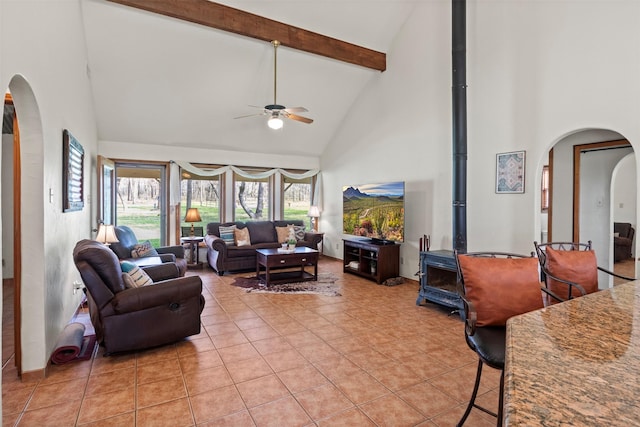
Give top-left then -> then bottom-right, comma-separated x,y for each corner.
235,40 -> 313,130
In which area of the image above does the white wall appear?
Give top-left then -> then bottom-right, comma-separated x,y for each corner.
579,146 -> 633,286
613,154 -> 637,226
321,1 -> 452,278
2,134 -> 13,278
1,0 -> 98,374
320,1 -> 640,280
613,153 -> 637,258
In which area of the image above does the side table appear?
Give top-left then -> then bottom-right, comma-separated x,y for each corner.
180,236 -> 204,268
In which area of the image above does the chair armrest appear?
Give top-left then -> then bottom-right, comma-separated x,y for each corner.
110,276 -> 203,314
540,286 -> 566,304
157,253 -> 176,263
142,263 -> 180,282
597,265 -> 635,282
461,296 -> 477,336
303,232 -> 323,249
157,245 -> 185,259
205,235 -> 228,254
541,268 -> 587,301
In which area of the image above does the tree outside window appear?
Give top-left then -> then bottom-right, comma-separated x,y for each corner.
180,173 -> 220,232
234,173 -> 270,221
283,176 -> 312,227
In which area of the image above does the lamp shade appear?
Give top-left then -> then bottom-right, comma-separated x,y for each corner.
95,224 -> 119,244
184,208 -> 202,223
308,205 -> 320,218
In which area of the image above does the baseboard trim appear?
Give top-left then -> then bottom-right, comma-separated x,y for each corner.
21,366 -> 47,382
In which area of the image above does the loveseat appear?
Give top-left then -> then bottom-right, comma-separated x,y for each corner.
614,222 -> 635,262
205,220 -> 323,275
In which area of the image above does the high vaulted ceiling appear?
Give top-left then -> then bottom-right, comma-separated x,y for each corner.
81,0 -> 417,157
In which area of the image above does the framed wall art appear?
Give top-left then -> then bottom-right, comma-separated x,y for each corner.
496,150 -> 525,194
63,129 -> 85,212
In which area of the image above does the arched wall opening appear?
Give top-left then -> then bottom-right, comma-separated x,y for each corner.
3,74 -> 47,376
538,128 -> 636,288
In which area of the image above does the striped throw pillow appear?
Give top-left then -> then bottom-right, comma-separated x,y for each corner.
219,225 -> 237,246
120,261 -> 153,288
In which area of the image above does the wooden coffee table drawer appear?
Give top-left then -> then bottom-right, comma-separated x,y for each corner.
265,252 -> 317,268
256,247 -> 319,286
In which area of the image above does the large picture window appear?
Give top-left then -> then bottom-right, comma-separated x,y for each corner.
180,170 -> 221,232
172,161 -> 320,226
283,174 -> 313,227
234,170 -> 270,221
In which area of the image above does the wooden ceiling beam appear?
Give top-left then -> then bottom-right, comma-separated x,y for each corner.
106,0 -> 386,71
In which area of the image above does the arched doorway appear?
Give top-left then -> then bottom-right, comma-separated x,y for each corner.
541,129 -> 636,288
2,75 -> 45,377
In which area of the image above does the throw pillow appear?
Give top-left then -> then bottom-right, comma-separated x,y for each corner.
276,226 -> 290,243
130,240 -> 159,258
219,225 -> 237,246
121,265 -> 153,288
234,227 -> 251,247
545,247 -> 598,301
288,224 -> 306,241
457,255 -> 544,327
294,225 -> 306,240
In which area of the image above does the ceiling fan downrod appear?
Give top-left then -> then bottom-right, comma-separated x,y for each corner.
272,40 -> 280,107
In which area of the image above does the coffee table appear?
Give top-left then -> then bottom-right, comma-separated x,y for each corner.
256,247 -> 319,286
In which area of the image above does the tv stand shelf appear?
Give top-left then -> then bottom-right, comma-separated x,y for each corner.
343,238 -> 400,284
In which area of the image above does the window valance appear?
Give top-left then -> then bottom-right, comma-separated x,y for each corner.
170,161 -> 322,209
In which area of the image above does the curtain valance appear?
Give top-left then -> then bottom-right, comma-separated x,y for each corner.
170,161 -> 322,209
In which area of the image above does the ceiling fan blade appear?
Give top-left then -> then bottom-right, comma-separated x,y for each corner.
286,113 -> 314,124
283,107 -> 308,113
234,112 -> 264,119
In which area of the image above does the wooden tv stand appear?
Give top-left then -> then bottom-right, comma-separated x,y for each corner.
343,238 -> 400,284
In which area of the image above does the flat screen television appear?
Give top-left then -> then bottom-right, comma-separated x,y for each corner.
342,181 -> 405,244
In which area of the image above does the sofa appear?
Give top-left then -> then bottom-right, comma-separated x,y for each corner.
614,222 -> 635,262
73,239 -> 205,355
205,220 -> 323,275
109,226 -> 188,276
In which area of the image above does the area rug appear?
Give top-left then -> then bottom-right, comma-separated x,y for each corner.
231,273 -> 341,296
50,322 -> 97,364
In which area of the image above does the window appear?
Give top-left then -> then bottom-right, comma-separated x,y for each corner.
115,162 -> 168,247
282,174 -> 313,227
180,170 -> 221,231
541,165 -> 549,212
234,169 -> 270,221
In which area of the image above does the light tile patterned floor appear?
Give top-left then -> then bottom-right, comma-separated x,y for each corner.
2,257 -> 500,426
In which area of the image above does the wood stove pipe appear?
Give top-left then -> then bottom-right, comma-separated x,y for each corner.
452,0 -> 467,253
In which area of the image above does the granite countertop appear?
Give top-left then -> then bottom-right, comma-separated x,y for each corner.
504,280 -> 640,426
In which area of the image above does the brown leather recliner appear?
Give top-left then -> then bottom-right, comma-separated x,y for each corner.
614,222 -> 635,262
73,239 -> 205,355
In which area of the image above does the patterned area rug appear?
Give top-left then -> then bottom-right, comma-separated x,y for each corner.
231,273 -> 341,296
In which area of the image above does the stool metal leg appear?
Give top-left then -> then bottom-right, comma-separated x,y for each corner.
457,358 -> 502,426
457,359 -> 484,426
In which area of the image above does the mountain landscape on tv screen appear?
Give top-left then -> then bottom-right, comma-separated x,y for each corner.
342,182 -> 404,242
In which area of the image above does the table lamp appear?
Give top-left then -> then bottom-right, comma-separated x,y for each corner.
184,208 -> 202,237
95,224 -> 119,245
308,205 -> 320,232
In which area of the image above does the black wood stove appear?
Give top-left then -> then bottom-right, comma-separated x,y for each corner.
415,250 -> 463,315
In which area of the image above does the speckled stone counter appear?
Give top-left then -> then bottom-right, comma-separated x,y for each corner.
504,280 -> 640,426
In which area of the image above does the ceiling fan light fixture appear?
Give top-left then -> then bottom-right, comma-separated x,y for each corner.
268,115 -> 283,130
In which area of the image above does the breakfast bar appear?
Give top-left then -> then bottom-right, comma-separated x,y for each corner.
504,280 -> 640,425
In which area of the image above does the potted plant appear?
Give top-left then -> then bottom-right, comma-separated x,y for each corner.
287,228 -> 297,250
370,260 -> 377,275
